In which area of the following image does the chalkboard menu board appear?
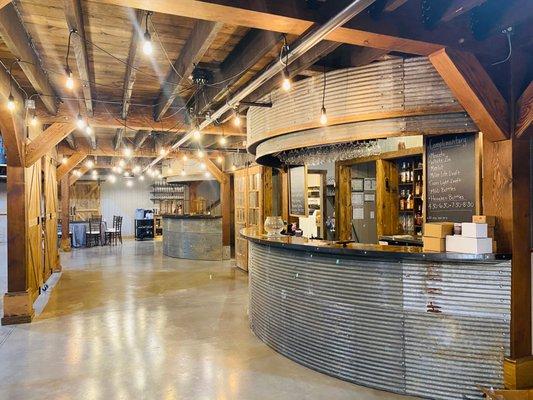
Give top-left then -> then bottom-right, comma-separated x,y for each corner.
289,166 -> 307,216
426,133 -> 477,223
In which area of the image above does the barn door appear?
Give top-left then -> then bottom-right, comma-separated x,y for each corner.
376,159 -> 399,236
42,156 -> 59,280
26,161 -> 43,295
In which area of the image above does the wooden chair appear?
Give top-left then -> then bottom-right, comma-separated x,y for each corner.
86,216 -> 102,247
105,216 -> 123,245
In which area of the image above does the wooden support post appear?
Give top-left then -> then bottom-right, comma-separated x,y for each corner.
221,174 -> 231,259
280,168 -> 289,222
60,176 -> 71,252
2,166 -> 33,325
335,163 -> 352,241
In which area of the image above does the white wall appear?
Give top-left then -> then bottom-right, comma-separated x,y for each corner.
100,179 -> 153,237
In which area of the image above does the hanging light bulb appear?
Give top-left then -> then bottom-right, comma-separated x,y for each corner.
118,159 -> 126,168
65,66 -> 74,90
116,166 -> 123,174
197,150 -> 204,158
108,174 -> 116,183
123,171 -> 129,177
182,154 -> 188,161
143,27 -> 153,55
61,156 -> 68,165
123,147 -> 132,158
126,180 -> 133,187
205,171 -> 211,178
231,165 -> 237,171
219,136 -> 227,146
159,148 -> 167,156
192,128 -> 201,140
85,125 -> 93,136
200,162 -> 206,170
320,106 -> 328,125
30,114 -> 38,126
233,111 -> 241,127
85,159 -> 94,169
112,166 -> 118,173
7,93 -> 15,111
138,175 -> 145,181
181,169 -> 186,176
216,156 -> 223,164
282,69 -> 291,91
76,113 -> 86,129
91,169 -> 98,177
132,165 -> 141,174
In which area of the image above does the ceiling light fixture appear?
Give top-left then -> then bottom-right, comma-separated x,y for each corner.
76,113 -> 85,129
181,169 -> 186,176
30,114 -> 38,126
320,66 -> 328,125
65,30 -> 75,90
280,35 -> 291,92
192,128 -> 201,140
233,108 -> 241,127
85,125 -> 93,136
7,94 -> 15,111
142,12 -> 153,55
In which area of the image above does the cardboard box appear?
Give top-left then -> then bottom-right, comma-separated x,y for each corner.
423,237 -> 446,252
424,222 -> 454,238
446,235 -> 492,254
473,215 -> 496,226
462,222 -> 488,238
504,356 -> 533,390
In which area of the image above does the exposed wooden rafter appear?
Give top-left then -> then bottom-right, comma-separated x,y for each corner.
113,127 -> 124,151
38,104 -> 245,136
516,81 -> 533,138
114,9 -> 146,150
69,164 -> 89,185
92,0 -> 442,56
154,20 -> 223,121
440,0 -> 487,23
25,122 -> 76,166
198,29 -> 281,114
57,152 -> 87,179
204,157 -> 226,183
429,48 -> 509,141
64,0 -> 94,116
133,130 -> 150,150
0,4 -> 58,114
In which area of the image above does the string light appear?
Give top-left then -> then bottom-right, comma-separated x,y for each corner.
132,165 -> 141,174
61,156 -> 68,165
142,12 -> 153,55
233,109 -> 241,127
118,159 -> 125,168
182,154 -> 188,161
85,159 -> 94,169
108,174 -> 116,183
7,94 -> 15,111
123,171 -> 129,177
138,175 -> 144,181
159,148 -> 167,156
231,165 -> 237,171
197,150 -> 204,158
216,156 -> 223,164
282,69 -> 291,91
192,128 -> 201,140
126,180 -> 133,187
219,136 -> 227,146
123,147 -> 132,158
319,66 -> 328,126
181,169 -> 186,176
76,113 -> 85,129
30,114 -> 38,126
205,171 -> 211,178
85,125 -> 93,135
200,162 -> 206,170
65,67 -> 74,90
91,169 -> 98,177
280,35 -> 291,91
116,166 -> 123,174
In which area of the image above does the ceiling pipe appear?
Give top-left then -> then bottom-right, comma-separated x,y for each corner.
145,0 -> 376,171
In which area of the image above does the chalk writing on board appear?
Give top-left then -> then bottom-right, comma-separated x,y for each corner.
289,166 -> 307,216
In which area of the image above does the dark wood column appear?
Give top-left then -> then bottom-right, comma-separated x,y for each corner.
60,176 -> 71,252
2,166 -> 33,325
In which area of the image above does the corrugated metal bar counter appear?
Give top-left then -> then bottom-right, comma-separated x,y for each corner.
163,215 -> 222,260
241,228 -> 511,400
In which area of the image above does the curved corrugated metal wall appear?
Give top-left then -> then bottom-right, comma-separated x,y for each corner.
248,242 -> 510,400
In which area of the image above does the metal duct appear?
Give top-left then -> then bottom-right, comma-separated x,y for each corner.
145,0 -> 377,170
248,242 -> 510,400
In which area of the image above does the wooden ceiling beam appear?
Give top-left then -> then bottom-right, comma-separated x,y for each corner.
57,152 -> 86,180
0,55 -> 25,166
204,157 -> 226,183
0,4 -> 58,114
516,81 -> 533,139
198,29 -> 281,114
133,130 -> 151,150
39,104 -> 245,136
91,0 -> 442,56
115,10 -> 146,151
69,164 -> 88,185
383,0 -> 409,12
0,1 -> 11,10
154,20 -> 223,121
25,122 -> 76,166
64,0 -> 94,116
65,133 -> 77,149
440,0 -> 486,23
113,127 -> 124,150
429,48 -> 509,142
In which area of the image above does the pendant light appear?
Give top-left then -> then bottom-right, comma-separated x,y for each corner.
280,35 -> 291,91
233,108 -> 242,127
142,12 -> 153,55
219,136 -> 227,146
65,30 -> 75,89
7,94 -> 15,111
319,66 -> 328,126
6,60 -> 16,111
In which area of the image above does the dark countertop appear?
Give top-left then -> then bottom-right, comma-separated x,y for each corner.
379,235 -> 423,246
241,227 -> 511,263
162,214 -> 222,220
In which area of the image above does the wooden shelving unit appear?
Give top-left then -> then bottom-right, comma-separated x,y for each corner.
396,156 -> 424,236
234,165 -> 272,271
150,181 -> 188,215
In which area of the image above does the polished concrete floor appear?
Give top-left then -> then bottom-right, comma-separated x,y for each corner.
0,240 -> 415,400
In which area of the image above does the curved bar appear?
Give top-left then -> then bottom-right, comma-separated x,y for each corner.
242,228 -> 511,399
162,215 -> 222,260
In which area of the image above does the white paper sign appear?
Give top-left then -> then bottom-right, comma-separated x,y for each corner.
353,207 -> 364,220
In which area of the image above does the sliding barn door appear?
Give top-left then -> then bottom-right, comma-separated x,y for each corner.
26,162 -> 43,296
42,155 -> 59,279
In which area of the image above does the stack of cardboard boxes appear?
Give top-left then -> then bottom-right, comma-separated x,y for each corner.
422,216 -> 496,254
